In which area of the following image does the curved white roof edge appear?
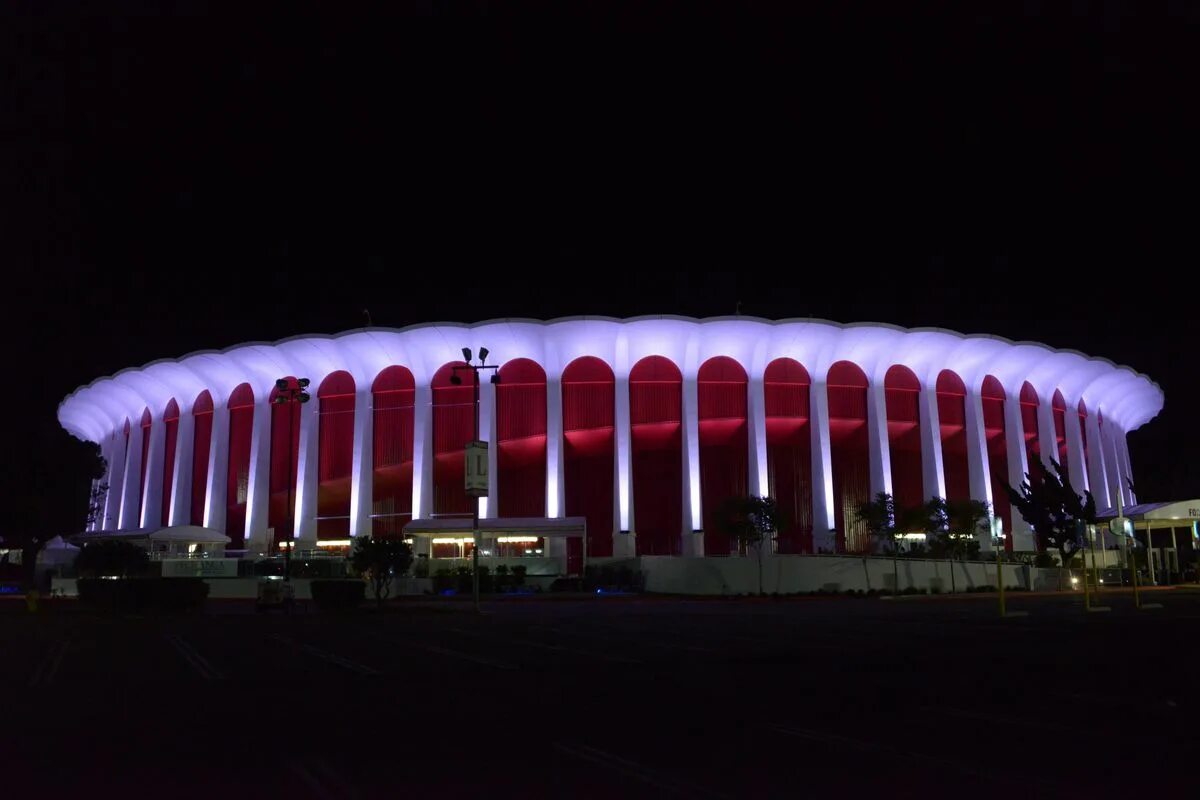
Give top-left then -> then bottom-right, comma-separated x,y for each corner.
59,317 -> 1164,443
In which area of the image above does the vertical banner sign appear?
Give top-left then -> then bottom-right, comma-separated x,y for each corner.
465,440 -> 489,497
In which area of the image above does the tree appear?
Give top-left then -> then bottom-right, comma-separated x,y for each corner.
714,495 -> 781,595
927,497 -> 990,593
856,492 -> 904,594
1006,459 -> 1096,573
350,535 -> 414,608
84,448 -> 109,530
75,539 -> 149,578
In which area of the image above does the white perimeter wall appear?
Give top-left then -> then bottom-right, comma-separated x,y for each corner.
602,555 -> 1058,595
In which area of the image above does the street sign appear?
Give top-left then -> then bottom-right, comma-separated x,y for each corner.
465,440 -> 489,497
1108,516 -> 1133,539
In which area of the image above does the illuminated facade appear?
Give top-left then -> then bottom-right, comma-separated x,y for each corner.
59,317 -> 1163,557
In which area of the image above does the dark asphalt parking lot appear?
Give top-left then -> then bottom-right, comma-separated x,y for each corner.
3,590 -> 1198,798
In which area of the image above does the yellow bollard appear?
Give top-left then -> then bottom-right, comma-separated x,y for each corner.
25,589 -> 39,614
996,545 -> 1006,618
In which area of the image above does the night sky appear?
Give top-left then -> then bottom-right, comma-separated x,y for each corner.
7,2 -> 1199,540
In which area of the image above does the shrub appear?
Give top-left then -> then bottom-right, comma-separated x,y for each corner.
1033,552 -> 1058,569
75,540 -> 149,579
432,567 -> 456,594
77,578 -> 208,612
310,579 -> 365,611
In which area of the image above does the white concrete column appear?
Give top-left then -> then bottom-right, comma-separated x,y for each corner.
544,377 -> 566,561
411,384 -> 433,521
546,377 -> 565,518
244,400 -> 273,551
479,378 -> 497,518
681,374 -> 703,556
1036,401 -> 1058,475
139,418 -> 167,529
1062,401 -> 1089,498
613,375 -> 635,556
118,421 -> 145,530
293,398 -> 320,546
866,382 -> 892,500
747,376 -> 769,498
102,432 -> 126,531
809,380 -> 836,552
1084,411 -> 1110,511
169,411 -> 195,526
1101,422 -> 1124,510
1003,390 -> 1035,550
918,385 -> 946,503
203,405 -> 230,533
1117,431 -> 1136,504
963,390 -> 994,550
349,389 -> 373,538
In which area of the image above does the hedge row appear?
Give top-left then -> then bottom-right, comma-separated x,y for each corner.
77,578 -> 209,612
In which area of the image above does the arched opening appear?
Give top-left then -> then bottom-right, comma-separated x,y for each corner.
936,370 -> 970,503
698,356 -> 748,556
1020,382 -> 1043,482
191,391 -> 213,526
138,407 -> 152,524
431,361 -> 474,522
372,366 -> 415,537
496,359 -> 547,518
765,358 -> 813,553
563,357 -> 615,558
982,376 -> 1012,550
885,365 -> 923,514
828,361 -> 870,553
161,399 -> 180,526
317,371 -> 356,539
1052,389 -> 1070,481
630,356 -> 683,556
225,383 -> 255,547
267,377 -> 302,548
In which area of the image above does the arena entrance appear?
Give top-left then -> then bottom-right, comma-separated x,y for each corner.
403,516 -> 588,578
1096,500 -> 1200,584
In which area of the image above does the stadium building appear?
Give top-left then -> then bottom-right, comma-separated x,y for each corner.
58,317 -> 1182,589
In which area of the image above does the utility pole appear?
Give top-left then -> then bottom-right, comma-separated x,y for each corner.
273,377 -> 310,587
452,349 -> 498,613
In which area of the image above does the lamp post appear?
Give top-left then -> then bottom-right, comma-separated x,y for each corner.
451,349 -> 499,613
273,377 -> 310,583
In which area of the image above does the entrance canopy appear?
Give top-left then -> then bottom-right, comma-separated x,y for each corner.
148,526 -> 232,544
1095,500 -> 1200,526
403,516 -> 587,539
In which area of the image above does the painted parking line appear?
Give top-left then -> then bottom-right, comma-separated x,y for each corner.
446,626 -> 643,665
28,639 -> 70,688
561,624 -> 720,654
553,742 -> 733,800
357,629 -> 517,671
769,723 -> 1030,787
289,757 -> 360,800
164,634 -> 224,681
270,634 -> 381,676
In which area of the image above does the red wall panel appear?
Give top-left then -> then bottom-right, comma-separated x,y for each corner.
630,356 -> 682,555
563,356 -> 614,557
698,356 -> 748,556
765,358 -> 812,553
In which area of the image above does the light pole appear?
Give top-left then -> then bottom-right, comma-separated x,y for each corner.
451,349 -> 498,613
273,377 -> 310,584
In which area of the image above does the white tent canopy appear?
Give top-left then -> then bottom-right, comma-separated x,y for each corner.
147,526 -> 231,544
